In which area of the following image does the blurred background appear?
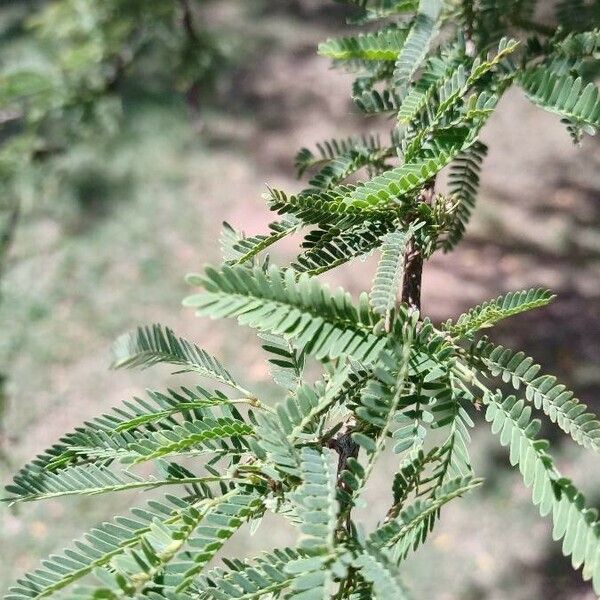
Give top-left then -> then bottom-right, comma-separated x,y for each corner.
0,1 -> 599,598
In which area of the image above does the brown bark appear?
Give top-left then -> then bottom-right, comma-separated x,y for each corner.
0,199 -> 20,283
178,0 -> 205,120
328,424 -> 359,486
328,182 -> 436,533
180,0 -> 200,43
401,243 -> 423,311
401,182 -> 435,311
328,421 -> 359,532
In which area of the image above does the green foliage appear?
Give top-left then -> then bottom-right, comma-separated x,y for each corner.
294,134 -> 386,177
5,495 -> 197,600
473,341 -> 600,452
319,28 -> 410,62
259,333 -> 306,392
484,393 -> 600,591
111,324 -> 251,395
292,218 -> 398,275
443,287 -> 555,338
222,218 -> 302,266
198,547 -> 302,599
370,229 -> 412,330
0,0 -> 232,299
367,476 -> 482,555
556,28 -> 600,58
392,0 -> 442,87
443,140 -> 487,250
520,67 -> 600,133
5,1 -> 600,599
183,264 -> 386,362
0,0 -> 227,170
353,545 -> 411,598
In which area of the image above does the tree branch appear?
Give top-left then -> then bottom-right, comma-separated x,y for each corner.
401,241 -> 423,311
178,0 -> 205,118
179,0 -> 200,44
0,198 -> 21,284
328,422 -> 359,481
327,417 -> 359,532
401,182 -> 435,311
